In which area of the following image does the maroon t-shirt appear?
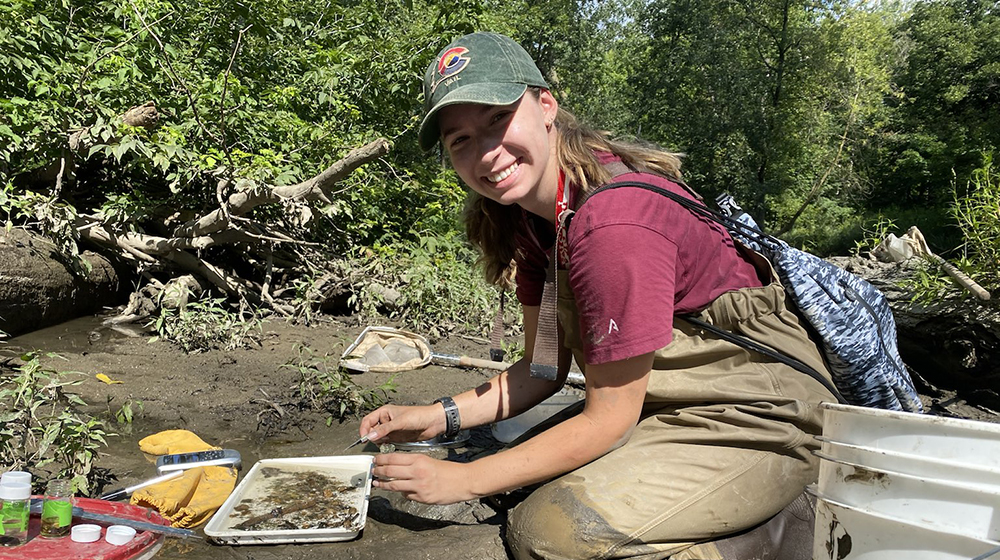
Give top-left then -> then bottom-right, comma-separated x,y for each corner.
515,157 -> 765,365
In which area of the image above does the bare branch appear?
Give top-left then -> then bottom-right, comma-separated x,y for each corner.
52,157 -> 67,200
172,137 -> 391,238
163,249 -> 252,301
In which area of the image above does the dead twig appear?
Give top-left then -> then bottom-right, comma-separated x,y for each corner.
171,138 -> 391,239
255,388 -> 286,418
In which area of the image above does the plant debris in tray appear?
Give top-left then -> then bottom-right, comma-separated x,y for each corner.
227,465 -> 364,532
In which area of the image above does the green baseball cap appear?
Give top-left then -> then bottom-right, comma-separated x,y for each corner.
418,32 -> 549,151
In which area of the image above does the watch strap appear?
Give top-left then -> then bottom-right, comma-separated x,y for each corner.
434,397 -> 461,438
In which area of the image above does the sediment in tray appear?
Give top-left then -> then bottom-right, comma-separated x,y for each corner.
225,465 -> 364,532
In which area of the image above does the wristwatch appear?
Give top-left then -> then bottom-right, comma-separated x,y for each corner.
434,397 -> 461,438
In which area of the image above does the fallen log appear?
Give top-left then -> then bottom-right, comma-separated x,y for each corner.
172,138 -> 391,239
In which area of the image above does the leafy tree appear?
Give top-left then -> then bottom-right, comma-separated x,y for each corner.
0,0 -> 501,329
872,0 -> 1000,209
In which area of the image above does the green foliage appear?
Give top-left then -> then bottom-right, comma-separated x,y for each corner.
0,0 -> 478,259
395,233 -> 501,332
949,153 -> 1000,294
106,396 -> 144,433
852,215 -> 898,258
0,352 -> 110,494
904,262 -> 955,304
282,345 -> 396,424
149,297 -> 263,353
0,181 -> 89,271
877,0 -> 1000,208
2,0 -> 999,329
347,232 -> 510,336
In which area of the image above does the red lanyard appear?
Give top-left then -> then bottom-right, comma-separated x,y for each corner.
555,170 -> 570,267
555,170 -> 568,219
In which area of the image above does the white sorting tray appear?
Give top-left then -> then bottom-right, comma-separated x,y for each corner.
204,455 -> 374,545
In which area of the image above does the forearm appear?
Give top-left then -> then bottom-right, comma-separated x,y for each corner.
462,352 -> 654,498
462,409 -> 619,497
450,357 -> 565,429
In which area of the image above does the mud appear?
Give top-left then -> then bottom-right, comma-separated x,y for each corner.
5,310 -> 998,560
3,313 -> 509,560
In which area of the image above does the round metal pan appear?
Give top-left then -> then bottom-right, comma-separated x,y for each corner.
393,430 -> 471,450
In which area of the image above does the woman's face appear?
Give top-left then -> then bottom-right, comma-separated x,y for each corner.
438,90 -> 559,210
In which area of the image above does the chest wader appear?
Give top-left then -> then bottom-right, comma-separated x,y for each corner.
506,259 -> 838,560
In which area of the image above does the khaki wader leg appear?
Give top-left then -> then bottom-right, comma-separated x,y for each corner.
505,277 -> 836,560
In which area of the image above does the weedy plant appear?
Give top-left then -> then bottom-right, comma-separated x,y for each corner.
149,296 -> 263,353
851,215 -> 898,258
950,155 -> 1000,293
282,345 -> 396,425
348,234 -> 512,338
106,395 -> 144,435
905,155 -> 999,304
395,234 -> 501,332
0,352 -> 111,494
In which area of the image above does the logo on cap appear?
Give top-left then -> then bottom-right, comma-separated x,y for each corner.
437,47 -> 470,78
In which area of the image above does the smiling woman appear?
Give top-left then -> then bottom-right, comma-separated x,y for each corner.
354,32 -> 838,560
438,92 -> 558,215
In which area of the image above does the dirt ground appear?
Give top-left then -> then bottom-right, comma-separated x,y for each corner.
4,312 -> 514,560
4,310 -> 998,560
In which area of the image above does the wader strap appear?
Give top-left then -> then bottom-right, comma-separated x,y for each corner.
529,244 -> 560,380
489,290 -> 506,362
681,316 -> 846,404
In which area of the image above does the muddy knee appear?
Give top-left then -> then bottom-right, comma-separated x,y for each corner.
506,483 -> 629,560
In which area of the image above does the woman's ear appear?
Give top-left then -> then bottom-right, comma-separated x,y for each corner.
538,89 -> 559,126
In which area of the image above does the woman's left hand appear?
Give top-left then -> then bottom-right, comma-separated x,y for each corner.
372,453 -> 474,504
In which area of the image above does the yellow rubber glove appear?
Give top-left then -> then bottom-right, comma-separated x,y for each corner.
137,429 -> 217,455
129,430 -> 237,528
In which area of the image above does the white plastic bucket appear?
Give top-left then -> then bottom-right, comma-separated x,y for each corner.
813,492 -> 1000,560
817,435 -> 1000,491
816,453 -> 1000,541
821,402 -> 1000,469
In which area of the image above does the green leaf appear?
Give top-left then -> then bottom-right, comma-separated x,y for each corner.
111,143 -> 127,162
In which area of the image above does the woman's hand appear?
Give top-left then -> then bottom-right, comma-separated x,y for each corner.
359,403 -> 446,444
373,453 -> 475,504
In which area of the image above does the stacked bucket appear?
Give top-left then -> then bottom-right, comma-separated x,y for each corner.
812,402 -> 1000,560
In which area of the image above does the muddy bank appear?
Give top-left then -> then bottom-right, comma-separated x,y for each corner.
5,310 -> 998,559
4,314 -> 510,560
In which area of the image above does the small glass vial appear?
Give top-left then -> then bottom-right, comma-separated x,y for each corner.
0,482 -> 31,546
40,479 -> 73,538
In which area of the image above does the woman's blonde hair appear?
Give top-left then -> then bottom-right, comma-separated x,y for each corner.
463,89 -> 684,286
